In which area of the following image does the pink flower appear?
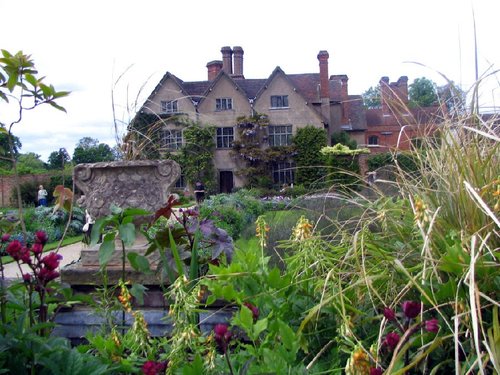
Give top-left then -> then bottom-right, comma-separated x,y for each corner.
370,367 -> 383,375
1,234 -> 10,242
425,318 -> 439,333
20,247 -> 31,264
401,301 -> 421,319
213,324 -> 232,353
243,301 -> 259,322
6,240 -> 22,260
22,273 -> 31,283
41,252 -> 62,270
383,307 -> 396,321
383,332 -> 400,351
35,231 -> 48,245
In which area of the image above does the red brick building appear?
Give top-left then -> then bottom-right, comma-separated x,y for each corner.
364,76 -> 445,153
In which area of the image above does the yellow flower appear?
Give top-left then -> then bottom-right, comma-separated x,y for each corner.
292,216 -> 314,241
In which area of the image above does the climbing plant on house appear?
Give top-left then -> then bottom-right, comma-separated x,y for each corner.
292,126 -> 327,188
232,113 -> 295,189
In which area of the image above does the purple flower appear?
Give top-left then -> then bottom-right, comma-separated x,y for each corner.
213,324 -> 232,353
383,307 -> 396,321
425,318 -> 439,333
41,252 -> 62,270
370,367 -> 383,375
1,234 -> 10,242
243,301 -> 259,322
35,231 -> 48,245
141,361 -> 167,375
402,301 -> 421,319
6,240 -> 22,260
38,267 -> 59,282
31,242 -> 43,255
22,273 -> 31,283
383,332 -> 400,351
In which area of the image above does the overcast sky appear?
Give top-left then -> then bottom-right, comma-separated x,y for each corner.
1,0 -> 498,162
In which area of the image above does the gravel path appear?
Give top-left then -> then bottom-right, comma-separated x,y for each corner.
1,242 -> 84,279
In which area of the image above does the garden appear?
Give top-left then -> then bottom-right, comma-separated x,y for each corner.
0,50 -> 499,374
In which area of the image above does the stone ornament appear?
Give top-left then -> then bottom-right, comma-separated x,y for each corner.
74,160 -> 181,219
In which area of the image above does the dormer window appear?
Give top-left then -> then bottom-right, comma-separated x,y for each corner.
216,98 -> 233,111
270,95 -> 289,109
161,100 -> 178,114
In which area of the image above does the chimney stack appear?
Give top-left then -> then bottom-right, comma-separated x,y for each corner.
207,60 -> 223,81
232,46 -> 244,78
380,76 -> 390,115
221,46 -> 233,75
317,50 -> 330,99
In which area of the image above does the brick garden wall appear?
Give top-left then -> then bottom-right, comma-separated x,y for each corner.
0,173 -> 54,207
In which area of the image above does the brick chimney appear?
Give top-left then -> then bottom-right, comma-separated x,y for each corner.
340,75 -> 349,123
317,50 -> 330,99
396,76 -> 409,104
207,60 -> 223,81
232,46 -> 244,78
380,76 -> 390,115
221,46 -> 233,75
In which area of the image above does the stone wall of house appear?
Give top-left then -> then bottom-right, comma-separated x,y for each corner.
0,173 -> 53,208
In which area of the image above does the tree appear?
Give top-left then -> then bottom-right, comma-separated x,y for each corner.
437,82 -> 466,116
16,152 -> 47,174
362,85 -> 381,109
72,137 -> 115,164
409,77 -> 438,107
0,132 -> 21,169
47,148 -> 71,170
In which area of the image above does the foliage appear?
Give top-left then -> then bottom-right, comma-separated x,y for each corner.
362,85 -> 381,109
292,126 -> 327,189
200,189 -> 266,240
0,132 -> 21,169
331,130 -> 358,150
72,137 -> 115,164
367,151 -> 419,173
47,148 -> 70,170
16,152 -> 47,174
408,77 -> 438,107
173,123 -> 216,192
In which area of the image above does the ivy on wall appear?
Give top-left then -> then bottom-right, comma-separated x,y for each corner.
292,126 -> 327,188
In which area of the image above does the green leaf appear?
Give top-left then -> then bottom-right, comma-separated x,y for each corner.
238,305 -> 254,333
130,283 -> 148,305
253,317 -> 268,339
98,233 -> 115,268
182,353 -> 204,375
119,222 -> 136,247
278,319 -> 297,351
122,207 -> 151,217
127,252 -> 151,273
48,100 -> 67,113
169,228 -> 185,277
90,218 -> 107,246
267,267 -> 282,288
189,228 -> 201,282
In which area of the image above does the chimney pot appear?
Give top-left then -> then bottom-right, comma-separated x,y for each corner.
232,46 -> 244,78
207,60 -> 223,81
317,50 -> 330,99
221,46 -> 233,75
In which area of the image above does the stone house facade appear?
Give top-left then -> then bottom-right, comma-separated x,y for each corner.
139,46 -> 367,192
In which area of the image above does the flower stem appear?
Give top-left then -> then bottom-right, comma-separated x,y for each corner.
224,351 -> 235,375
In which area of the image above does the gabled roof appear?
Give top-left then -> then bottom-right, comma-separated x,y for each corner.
195,70 -> 250,107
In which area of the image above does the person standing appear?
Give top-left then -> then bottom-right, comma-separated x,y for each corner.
37,185 -> 48,207
194,181 -> 205,205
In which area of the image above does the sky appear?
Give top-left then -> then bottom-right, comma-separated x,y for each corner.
1,0 -> 498,162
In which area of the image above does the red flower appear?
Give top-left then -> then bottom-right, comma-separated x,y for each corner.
1,234 -> 10,242
213,324 -> 232,353
35,231 -> 48,245
22,273 -> 31,283
370,367 -> 383,375
425,318 -> 439,333
401,301 -> 421,319
41,252 -> 62,270
6,240 -> 22,260
20,247 -> 31,264
141,361 -> 167,375
383,332 -> 400,351
383,307 -> 396,321
32,242 -> 43,255
243,302 -> 259,322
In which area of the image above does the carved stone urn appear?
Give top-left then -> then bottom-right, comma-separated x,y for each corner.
61,159 -> 181,285
73,159 -> 181,219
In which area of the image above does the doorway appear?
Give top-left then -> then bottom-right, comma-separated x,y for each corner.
219,171 -> 234,193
